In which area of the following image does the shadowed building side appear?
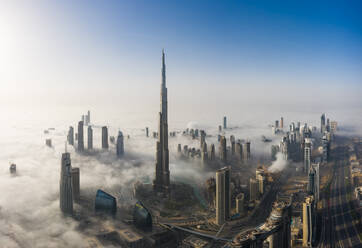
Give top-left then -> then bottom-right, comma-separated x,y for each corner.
60,152 -> 73,215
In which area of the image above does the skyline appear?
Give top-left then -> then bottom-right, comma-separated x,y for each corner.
0,2 -> 362,247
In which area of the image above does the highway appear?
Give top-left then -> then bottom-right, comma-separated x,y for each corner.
319,157 -> 362,248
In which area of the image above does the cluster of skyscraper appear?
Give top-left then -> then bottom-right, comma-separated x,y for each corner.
67,121 -> 124,158
177,133 -> 251,167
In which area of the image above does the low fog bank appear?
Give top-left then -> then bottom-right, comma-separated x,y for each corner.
0,103 -> 361,246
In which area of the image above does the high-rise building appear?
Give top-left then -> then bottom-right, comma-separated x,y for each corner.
216,167 -> 231,225
304,138 -> 311,173
303,196 -> 315,247
322,135 -> 329,162
330,121 -> 338,133
275,120 -> 279,128
249,178 -> 258,201
71,167 -> 80,202
209,144 -> 216,160
200,130 -> 206,148
308,167 -> 315,195
68,126 -> 74,145
201,142 -> 208,163
146,127 -> 149,137
102,126 -> 109,149
257,175 -> 265,195
326,118 -> 330,132
86,110 -> 90,125
280,117 -> 284,129
87,126 -> 93,150
230,135 -> 235,155
236,193 -> 244,214
77,121 -> 84,152
236,142 -> 243,160
116,131 -> 124,158
244,141 -> 251,161
309,163 -> 320,201
219,136 -> 227,162
153,50 -> 170,195
60,153 -> 73,214
320,113 -> 326,133
223,116 -> 227,129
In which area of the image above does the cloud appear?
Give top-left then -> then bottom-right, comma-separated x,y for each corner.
268,152 -> 288,172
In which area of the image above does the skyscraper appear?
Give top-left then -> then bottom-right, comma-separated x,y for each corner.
60,153 -> 73,214
249,178 -> 258,201
209,144 -> 216,160
87,126 -> 93,150
219,136 -> 227,162
201,142 -> 208,163
322,135 -> 329,162
153,50 -> 170,195
86,110 -> 90,125
216,167 -> 231,225
223,116 -> 227,129
280,117 -> 284,129
71,167 -> 80,202
304,138 -> 311,173
320,113 -> 326,133
236,142 -> 243,160
77,121 -> 84,152
102,126 -> 109,149
308,167 -> 315,195
116,131 -> 124,158
244,141 -> 251,161
303,196 -> 315,247
68,126 -> 74,145
236,193 -> 244,214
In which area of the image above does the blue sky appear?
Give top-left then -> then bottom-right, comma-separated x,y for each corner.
0,0 -> 361,112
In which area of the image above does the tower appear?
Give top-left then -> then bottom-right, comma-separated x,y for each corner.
236,142 -> 243,160
201,142 -> 208,163
71,167 -> 80,202
216,167 -> 231,225
116,131 -> 124,158
60,153 -> 73,214
68,126 -> 74,145
304,138 -> 311,173
102,126 -> 109,149
320,113 -> 326,133
87,126 -> 93,150
223,116 -> 227,129
249,178 -> 258,201
209,144 -> 216,160
219,136 -> 227,162
77,121 -> 84,152
303,196 -> 315,247
244,141 -> 251,161
153,50 -> 170,195
87,110 -> 90,125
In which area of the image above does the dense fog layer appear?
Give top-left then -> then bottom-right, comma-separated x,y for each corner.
0,105 -> 360,247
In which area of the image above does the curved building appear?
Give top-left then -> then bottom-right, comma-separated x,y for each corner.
95,189 -> 117,215
133,201 -> 152,230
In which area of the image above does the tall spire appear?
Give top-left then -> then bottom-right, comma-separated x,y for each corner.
154,50 -> 170,196
162,49 -> 166,88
